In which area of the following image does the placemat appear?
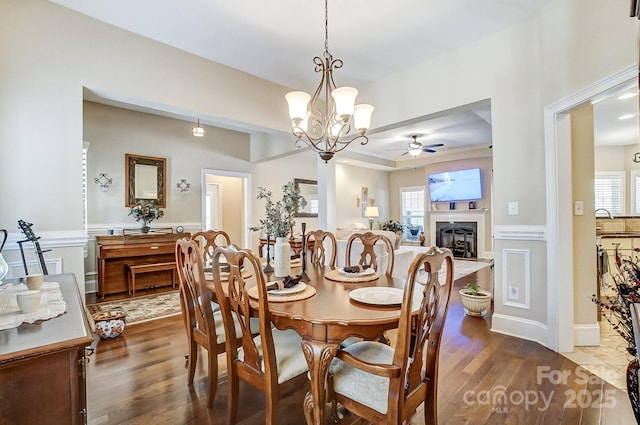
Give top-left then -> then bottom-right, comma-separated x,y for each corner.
247,284 -> 316,302
325,269 -> 379,283
0,281 -> 68,331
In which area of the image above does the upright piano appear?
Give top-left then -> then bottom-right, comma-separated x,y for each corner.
96,230 -> 190,298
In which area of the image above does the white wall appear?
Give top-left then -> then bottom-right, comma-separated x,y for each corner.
336,164 -> 390,229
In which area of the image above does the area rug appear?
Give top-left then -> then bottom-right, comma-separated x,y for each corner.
87,291 -> 181,325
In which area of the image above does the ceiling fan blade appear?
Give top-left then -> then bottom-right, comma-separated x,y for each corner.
423,148 -> 437,153
422,143 -> 444,148
401,151 -> 408,156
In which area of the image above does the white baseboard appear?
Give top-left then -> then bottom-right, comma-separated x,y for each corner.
491,313 -> 549,348
573,323 -> 601,346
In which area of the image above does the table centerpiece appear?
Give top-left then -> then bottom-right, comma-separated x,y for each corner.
251,182 -> 306,277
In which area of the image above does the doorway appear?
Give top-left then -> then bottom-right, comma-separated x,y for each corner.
201,169 -> 251,248
546,65 -> 636,353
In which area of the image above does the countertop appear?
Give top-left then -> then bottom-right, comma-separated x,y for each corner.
597,232 -> 640,238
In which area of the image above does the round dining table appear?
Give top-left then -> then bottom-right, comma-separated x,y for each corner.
258,263 -> 420,425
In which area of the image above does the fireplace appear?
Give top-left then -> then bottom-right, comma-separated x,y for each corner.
428,209 -> 487,258
435,221 -> 477,258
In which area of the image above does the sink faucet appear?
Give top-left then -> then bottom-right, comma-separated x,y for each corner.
595,208 -> 613,219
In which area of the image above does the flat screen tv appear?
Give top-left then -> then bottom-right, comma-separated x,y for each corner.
428,168 -> 482,202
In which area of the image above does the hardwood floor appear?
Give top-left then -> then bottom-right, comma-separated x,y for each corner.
86,266 -> 636,424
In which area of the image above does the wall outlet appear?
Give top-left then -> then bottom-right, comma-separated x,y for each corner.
508,202 -> 518,215
509,285 -> 518,300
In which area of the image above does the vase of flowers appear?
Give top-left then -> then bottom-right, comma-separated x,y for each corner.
129,201 -> 164,233
251,182 -> 306,277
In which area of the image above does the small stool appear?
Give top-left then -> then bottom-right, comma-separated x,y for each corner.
127,262 -> 177,296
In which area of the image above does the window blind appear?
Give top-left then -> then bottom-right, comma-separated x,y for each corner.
594,172 -> 624,216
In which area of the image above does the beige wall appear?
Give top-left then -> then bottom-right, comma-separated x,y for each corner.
84,101 -> 253,230
571,106 -> 597,327
389,155 -> 493,251
1,0 -> 637,347
366,0 -> 635,341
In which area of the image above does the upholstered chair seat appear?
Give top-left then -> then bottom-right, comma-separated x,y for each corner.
238,329 -> 309,384
329,341 -> 395,414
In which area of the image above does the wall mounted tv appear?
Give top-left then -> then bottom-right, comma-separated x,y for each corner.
428,168 -> 482,202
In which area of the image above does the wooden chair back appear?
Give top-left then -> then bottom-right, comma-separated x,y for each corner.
191,230 -> 232,264
210,245 -> 274,378
210,245 -> 308,424
175,237 -> 222,407
328,246 -> 454,424
345,231 -> 395,276
305,229 -> 337,267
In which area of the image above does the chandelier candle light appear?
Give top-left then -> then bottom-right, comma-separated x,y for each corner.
285,0 -> 374,162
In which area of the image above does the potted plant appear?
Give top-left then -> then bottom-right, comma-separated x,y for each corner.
459,283 -> 492,316
128,201 -> 164,233
250,182 -> 306,276
380,219 -> 404,248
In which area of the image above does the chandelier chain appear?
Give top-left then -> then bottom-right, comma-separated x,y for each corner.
324,0 -> 329,56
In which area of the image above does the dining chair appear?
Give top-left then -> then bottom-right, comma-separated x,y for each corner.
175,237 -> 226,408
209,244 -> 309,425
306,229 -> 337,267
191,230 -> 232,265
345,231 -> 395,276
327,246 -> 454,425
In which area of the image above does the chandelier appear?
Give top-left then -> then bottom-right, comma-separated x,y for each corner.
285,0 -> 374,162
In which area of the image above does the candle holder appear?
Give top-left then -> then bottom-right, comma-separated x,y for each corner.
299,222 -> 310,282
263,234 -> 274,273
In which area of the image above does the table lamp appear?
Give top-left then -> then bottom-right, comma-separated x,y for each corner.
364,206 -> 379,230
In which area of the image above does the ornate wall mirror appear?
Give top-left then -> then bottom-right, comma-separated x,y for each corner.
294,178 -> 318,217
125,154 -> 167,207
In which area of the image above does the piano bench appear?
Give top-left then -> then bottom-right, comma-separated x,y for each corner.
127,262 -> 177,296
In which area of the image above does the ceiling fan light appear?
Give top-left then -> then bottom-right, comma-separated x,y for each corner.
353,104 -> 374,131
331,87 -> 358,118
285,91 -> 311,120
408,148 -> 422,157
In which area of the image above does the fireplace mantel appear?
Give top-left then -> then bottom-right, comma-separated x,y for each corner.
428,209 -> 488,258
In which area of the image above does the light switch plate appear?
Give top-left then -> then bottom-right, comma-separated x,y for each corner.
574,201 -> 584,216
508,202 -> 518,215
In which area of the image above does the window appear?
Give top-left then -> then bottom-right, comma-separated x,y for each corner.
631,170 -> 640,215
594,171 -> 624,216
400,186 -> 425,241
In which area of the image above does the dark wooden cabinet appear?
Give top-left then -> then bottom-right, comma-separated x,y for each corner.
0,273 -> 93,425
96,232 -> 189,297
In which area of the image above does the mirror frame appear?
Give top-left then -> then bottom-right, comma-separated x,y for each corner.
125,154 -> 167,208
294,178 -> 318,218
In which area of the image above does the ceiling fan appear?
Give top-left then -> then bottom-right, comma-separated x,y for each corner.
402,135 -> 444,157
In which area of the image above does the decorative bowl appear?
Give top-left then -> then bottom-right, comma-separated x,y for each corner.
93,309 -> 127,340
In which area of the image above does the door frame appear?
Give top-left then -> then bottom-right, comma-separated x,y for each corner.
201,168 -> 252,248
544,65 -> 635,352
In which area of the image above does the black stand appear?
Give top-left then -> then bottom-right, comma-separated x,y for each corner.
263,234 -> 273,273
299,223 -> 310,282
17,219 -> 50,275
